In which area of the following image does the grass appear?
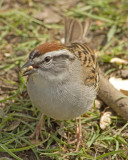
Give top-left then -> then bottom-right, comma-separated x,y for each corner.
0,0 -> 128,159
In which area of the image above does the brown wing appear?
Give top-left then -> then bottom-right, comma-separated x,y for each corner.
64,18 -> 99,91
67,43 -> 99,91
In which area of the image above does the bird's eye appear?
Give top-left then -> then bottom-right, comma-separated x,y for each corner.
44,56 -> 51,62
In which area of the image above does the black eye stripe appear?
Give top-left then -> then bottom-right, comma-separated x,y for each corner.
29,50 -> 40,59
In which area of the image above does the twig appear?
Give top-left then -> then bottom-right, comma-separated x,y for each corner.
98,69 -> 128,121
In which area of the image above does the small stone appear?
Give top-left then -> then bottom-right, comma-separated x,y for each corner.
95,99 -> 103,109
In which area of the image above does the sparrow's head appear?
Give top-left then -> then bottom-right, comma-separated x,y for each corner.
21,42 -> 75,79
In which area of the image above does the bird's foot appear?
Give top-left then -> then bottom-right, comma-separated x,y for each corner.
29,114 -> 44,143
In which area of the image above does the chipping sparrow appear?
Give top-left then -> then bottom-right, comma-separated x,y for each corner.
21,18 -> 99,150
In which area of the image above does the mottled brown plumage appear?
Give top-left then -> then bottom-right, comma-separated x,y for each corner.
66,42 -> 99,91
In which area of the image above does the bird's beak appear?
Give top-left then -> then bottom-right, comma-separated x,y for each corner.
21,60 -> 32,70
21,60 -> 36,76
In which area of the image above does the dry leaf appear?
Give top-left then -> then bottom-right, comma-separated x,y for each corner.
57,121 -> 68,139
34,8 -> 62,24
95,20 -> 105,26
100,112 -> 112,130
0,158 -> 13,160
4,120 -> 20,131
117,69 -> 128,79
4,53 -> 11,57
56,0 -> 79,9
120,89 -> 128,96
109,77 -> 128,91
60,38 -> 65,44
58,128 -> 68,139
110,57 -> 128,65
0,107 -> 4,118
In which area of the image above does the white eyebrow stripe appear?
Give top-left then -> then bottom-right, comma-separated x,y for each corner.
44,49 -> 69,57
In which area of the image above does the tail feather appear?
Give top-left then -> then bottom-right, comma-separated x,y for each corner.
64,18 -> 91,45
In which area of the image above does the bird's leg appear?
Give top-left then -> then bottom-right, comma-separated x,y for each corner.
68,117 -> 82,151
75,117 -> 82,151
29,113 -> 44,142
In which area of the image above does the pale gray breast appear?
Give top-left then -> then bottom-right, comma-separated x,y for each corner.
27,74 -> 96,120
